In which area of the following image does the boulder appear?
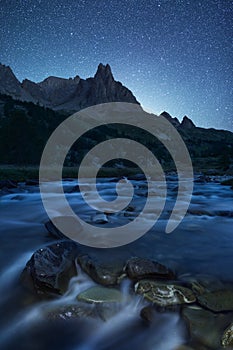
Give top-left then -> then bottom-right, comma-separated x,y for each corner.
182,307 -> 232,349
125,257 -> 175,281
21,241 -> 78,297
135,280 -> 196,306
197,289 -> 233,312
77,253 -> 124,286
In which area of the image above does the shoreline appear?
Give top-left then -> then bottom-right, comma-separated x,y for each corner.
0,164 -> 233,182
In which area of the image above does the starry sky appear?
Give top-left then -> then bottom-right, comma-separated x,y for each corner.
0,0 -> 232,131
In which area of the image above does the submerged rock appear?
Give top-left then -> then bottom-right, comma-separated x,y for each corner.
222,322 -> 233,348
21,241 -> 78,297
182,307 -> 232,349
77,286 -> 123,304
125,257 -> 175,281
135,280 -> 196,306
197,289 -> 233,312
46,303 -> 99,321
77,253 -> 124,286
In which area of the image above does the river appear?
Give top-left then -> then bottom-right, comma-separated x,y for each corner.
0,176 -> 233,349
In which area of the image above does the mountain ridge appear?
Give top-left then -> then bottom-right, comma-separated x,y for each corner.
0,63 -> 139,112
0,62 -> 203,130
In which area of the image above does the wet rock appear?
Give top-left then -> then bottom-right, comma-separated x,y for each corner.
140,305 -> 157,323
179,274 -> 224,296
194,174 -> 208,183
135,280 -> 196,306
91,213 -> 108,224
77,254 -> 124,286
21,241 -> 78,297
197,289 -> 233,312
222,322 -> 233,348
25,179 -> 39,186
46,303 -> 99,320
182,306 -> 232,349
0,179 -> 17,189
77,286 -> 123,304
125,257 -> 175,281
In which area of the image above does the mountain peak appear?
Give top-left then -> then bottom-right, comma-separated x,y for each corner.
0,63 -> 18,82
160,111 -> 180,127
94,63 -> 113,81
0,63 -> 34,101
181,115 -> 196,129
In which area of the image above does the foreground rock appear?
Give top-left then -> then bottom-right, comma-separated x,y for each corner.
135,280 -> 196,306
183,307 -> 232,349
21,241 -> 78,297
77,254 -> 125,286
77,286 -> 126,321
125,257 -> 175,281
222,322 -> 233,348
197,289 -> 233,312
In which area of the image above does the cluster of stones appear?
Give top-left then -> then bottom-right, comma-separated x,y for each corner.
21,234 -> 233,349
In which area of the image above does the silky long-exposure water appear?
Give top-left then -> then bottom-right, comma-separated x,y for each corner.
0,176 -> 233,349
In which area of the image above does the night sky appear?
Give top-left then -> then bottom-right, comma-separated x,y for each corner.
0,0 -> 232,131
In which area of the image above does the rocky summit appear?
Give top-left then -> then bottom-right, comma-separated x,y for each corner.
0,63 -> 139,112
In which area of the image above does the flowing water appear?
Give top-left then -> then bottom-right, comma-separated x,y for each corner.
0,176 -> 233,349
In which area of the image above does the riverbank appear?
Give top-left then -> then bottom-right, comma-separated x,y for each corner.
1,164 -> 233,182
0,165 -> 142,181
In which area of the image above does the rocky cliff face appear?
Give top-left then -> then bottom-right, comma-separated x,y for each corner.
0,63 -> 139,112
0,64 -> 34,102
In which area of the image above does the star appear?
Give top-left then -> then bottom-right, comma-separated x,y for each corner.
0,0 -> 232,131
